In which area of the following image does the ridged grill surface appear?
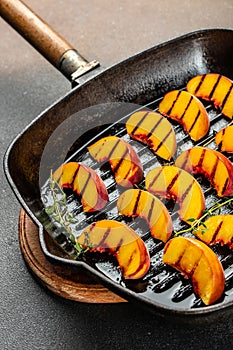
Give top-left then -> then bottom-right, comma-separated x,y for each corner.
41,92 -> 233,312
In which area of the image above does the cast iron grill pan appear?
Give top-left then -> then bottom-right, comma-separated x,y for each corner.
2,3 -> 233,315
40,92 -> 233,314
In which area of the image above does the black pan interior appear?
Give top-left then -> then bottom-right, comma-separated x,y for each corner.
4,28 -> 233,315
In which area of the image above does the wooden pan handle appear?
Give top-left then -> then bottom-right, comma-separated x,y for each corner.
0,0 -> 99,81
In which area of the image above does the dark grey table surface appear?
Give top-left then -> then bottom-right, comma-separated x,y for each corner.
1,1 -> 233,349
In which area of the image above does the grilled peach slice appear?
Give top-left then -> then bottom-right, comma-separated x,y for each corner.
52,162 -> 108,212
194,215 -> 233,249
88,136 -> 143,187
126,110 -> 176,160
215,125 -> 233,153
158,90 -> 210,141
117,189 -> 172,242
187,73 -> 233,119
163,236 -> 225,305
175,146 -> 233,197
145,166 -> 205,223
76,220 -> 150,280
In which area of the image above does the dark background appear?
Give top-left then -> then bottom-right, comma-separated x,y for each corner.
1,1 -> 233,349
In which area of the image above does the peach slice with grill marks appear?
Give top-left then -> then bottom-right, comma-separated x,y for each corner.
163,236 -> 225,305
215,125 -> 233,153
187,73 -> 233,119
175,146 -> 233,197
76,220 -> 150,280
145,165 -> 205,223
194,215 -> 233,249
126,110 -> 176,160
52,162 -> 108,212
158,90 -> 210,141
117,189 -> 172,243
88,136 -> 143,187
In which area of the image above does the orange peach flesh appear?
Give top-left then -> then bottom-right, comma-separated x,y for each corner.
215,125 -> 233,153
126,111 -> 176,160
187,73 -> 233,119
145,166 -> 205,223
163,236 -> 225,305
158,90 -> 210,141
194,215 -> 233,249
52,162 -> 108,212
76,220 -> 150,280
117,189 -> 173,242
175,147 -> 233,197
88,136 -> 143,187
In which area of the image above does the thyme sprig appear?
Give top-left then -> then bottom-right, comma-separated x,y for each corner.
75,231 -> 95,254
174,195 -> 233,237
45,171 -> 89,256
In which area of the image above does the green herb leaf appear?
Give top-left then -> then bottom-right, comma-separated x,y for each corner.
187,218 -> 196,223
